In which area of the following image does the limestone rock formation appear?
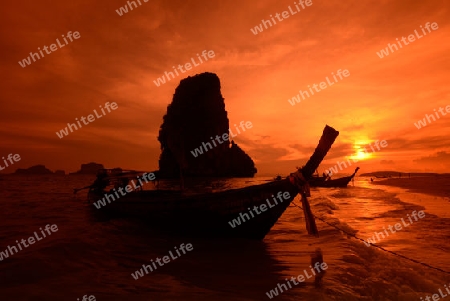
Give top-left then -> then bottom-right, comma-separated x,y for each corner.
14,165 -> 53,175
158,72 -> 257,178
72,162 -> 104,175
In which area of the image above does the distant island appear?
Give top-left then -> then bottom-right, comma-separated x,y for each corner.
360,171 -> 441,177
14,165 -> 61,175
11,162 -> 107,176
69,162 -> 105,175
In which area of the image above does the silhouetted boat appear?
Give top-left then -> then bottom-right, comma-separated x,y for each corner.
309,167 -> 360,188
85,125 -> 339,239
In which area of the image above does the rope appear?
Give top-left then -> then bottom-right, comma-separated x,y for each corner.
290,201 -> 450,275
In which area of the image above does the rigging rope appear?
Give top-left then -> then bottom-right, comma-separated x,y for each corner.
290,200 -> 450,275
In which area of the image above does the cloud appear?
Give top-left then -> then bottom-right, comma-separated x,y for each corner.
233,136 -> 289,162
414,151 -> 450,167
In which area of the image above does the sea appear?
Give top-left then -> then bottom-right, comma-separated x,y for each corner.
1,175 -> 450,301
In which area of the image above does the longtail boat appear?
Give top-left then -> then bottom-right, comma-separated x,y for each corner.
309,167 -> 360,188
82,125 -> 339,240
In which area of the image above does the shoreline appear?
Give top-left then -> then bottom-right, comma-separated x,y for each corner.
371,176 -> 450,198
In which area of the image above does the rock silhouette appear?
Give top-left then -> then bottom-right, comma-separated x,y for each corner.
158,72 -> 257,178
15,165 -> 53,175
71,162 -> 104,175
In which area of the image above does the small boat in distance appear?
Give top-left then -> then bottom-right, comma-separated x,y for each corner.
309,167 -> 360,188
82,125 -> 340,240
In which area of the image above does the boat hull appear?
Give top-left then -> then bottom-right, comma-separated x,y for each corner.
89,179 -> 299,240
309,175 -> 353,187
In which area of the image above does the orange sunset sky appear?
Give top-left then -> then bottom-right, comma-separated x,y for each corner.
1,0 -> 449,176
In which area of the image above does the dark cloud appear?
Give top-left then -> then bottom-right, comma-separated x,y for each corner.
233,137 -> 289,162
414,151 -> 450,168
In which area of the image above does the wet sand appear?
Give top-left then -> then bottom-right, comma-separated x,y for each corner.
372,176 -> 450,198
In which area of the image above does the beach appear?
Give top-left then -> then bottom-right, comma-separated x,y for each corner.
372,175 -> 450,198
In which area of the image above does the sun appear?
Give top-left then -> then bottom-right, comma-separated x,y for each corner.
353,150 -> 370,160
349,141 -> 373,161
